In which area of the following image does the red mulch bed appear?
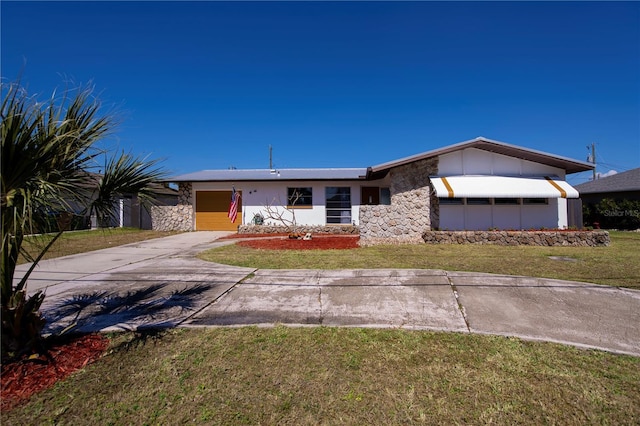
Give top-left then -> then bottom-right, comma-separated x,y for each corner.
220,233 -> 290,239
236,235 -> 360,250
1,333 -> 109,411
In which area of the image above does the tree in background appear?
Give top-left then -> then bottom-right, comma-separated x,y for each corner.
1,79 -> 167,361
583,198 -> 640,230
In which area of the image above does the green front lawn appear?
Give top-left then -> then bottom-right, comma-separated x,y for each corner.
4,230 -> 638,423
3,327 -> 639,424
19,228 -> 180,265
199,231 -> 640,288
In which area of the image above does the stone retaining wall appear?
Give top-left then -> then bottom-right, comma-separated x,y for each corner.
238,225 -> 359,235
359,206 -> 426,245
421,230 -> 610,246
151,205 -> 193,231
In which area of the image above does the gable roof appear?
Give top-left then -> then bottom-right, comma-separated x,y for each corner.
368,137 -> 594,178
574,167 -> 640,194
169,137 -> 593,183
170,168 -> 368,182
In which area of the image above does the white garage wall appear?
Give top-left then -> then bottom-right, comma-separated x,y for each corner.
465,205 -> 493,230
493,205 -> 521,230
521,200 -> 559,229
439,205 -> 465,230
439,202 -> 561,230
436,149 -> 569,229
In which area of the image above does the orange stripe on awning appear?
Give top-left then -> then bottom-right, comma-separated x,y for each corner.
441,177 -> 455,198
545,176 -> 567,198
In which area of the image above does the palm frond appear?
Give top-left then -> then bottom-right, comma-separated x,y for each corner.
2,77 -> 167,359
90,152 -> 168,225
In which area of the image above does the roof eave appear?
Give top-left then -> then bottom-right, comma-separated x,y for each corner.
370,137 -> 594,175
166,168 -> 369,183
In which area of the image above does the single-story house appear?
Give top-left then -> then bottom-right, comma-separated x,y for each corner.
158,137 -> 593,243
60,173 -> 179,230
574,167 -> 640,229
118,182 -> 179,230
574,168 -> 640,204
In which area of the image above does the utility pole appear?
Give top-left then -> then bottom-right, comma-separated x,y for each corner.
587,143 -> 596,180
269,145 -> 273,170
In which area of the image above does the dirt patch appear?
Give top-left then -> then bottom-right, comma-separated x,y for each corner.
236,235 -> 360,250
1,333 -> 109,411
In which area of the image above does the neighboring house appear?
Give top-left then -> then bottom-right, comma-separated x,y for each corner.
574,168 -> 640,229
574,168 -> 640,204
116,183 -> 179,230
62,173 -> 179,230
163,137 -> 593,242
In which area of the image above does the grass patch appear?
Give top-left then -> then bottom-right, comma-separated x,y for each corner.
19,228 -> 180,265
3,327 -> 639,424
199,231 -> 640,288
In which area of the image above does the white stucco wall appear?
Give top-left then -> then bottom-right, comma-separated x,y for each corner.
440,201 -> 560,230
437,148 -> 569,230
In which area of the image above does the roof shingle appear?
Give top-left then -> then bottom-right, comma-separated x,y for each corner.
574,168 -> 640,194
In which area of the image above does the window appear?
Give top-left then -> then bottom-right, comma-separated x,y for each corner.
439,197 -> 464,205
467,198 -> 492,205
287,187 -> 312,207
523,198 -> 548,205
380,188 -> 391,205
326,187 -> 351,224
361,187 -> 391,206
494,198 -> 520,205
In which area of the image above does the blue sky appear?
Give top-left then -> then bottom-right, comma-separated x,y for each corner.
2,1 -> 639,184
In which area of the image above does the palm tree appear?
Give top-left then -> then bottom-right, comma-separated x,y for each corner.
1,79 -> 167,361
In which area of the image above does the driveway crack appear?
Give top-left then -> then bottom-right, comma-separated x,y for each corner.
317,272 -> 324,325
446,272 -> 470,332
178,268 -> 258,327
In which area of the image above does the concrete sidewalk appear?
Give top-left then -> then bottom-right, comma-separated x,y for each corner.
16,232 -> 640,356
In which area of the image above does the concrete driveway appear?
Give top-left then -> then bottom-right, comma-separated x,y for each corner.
16,232 -> 640,356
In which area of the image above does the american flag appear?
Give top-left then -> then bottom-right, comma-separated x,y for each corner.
228,187 -> 239,223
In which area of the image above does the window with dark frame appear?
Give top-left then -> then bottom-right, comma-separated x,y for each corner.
439,197 -> 464,205
437,197 -> 547,205
494,198 -> 521,205
287,187 -> 312,207
523,198 -> 548,205
380,187 -> 391,205
466,198 -> 492,205
326,187 -> 351,224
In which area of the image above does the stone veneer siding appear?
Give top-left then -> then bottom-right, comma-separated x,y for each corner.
151,205 -> 193,231
421,230 -> 610,247
239,225 -> 358,235
151,182 -> 193,231
359,158 -> 438,245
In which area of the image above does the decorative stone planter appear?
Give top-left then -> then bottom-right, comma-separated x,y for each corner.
238,225 -> 359,235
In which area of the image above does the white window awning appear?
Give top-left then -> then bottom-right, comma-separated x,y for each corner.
430,175 -> 579,199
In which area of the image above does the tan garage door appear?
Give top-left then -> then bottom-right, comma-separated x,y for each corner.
195,191 -> 242,231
